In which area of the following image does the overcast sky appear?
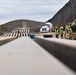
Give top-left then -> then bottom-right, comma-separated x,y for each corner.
0,0 -> 69,24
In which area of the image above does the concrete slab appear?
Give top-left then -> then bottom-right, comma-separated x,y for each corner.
0,37 -> 75,75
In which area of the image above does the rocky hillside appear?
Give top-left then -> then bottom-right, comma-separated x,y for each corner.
0,19 -> 44,35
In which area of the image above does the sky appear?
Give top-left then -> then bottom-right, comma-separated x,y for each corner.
0,0 -> 69,24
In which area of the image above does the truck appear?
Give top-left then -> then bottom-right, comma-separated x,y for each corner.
40,22 -> 54,33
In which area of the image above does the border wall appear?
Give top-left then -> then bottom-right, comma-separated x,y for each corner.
47,0 -> 76,27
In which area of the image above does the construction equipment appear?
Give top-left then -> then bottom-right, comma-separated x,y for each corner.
40,22 -> 53,33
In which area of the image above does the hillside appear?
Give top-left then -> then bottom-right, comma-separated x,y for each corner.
0,19 -> 44,35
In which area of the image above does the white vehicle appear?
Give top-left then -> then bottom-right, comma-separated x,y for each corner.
40,22 -> 53,33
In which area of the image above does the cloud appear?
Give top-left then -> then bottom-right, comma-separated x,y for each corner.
0,0 -> 69,24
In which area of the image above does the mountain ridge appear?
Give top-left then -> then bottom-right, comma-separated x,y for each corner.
0,19 -> 44,35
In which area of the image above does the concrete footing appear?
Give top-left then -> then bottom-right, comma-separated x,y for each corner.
0,37 -> 16,46
35,36 -> 76,71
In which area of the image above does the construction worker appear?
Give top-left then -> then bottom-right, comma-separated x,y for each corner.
60,26 -> 64,39
71,19 -> 76,31
68,25 -> 72,39
55,26 -> 59,38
